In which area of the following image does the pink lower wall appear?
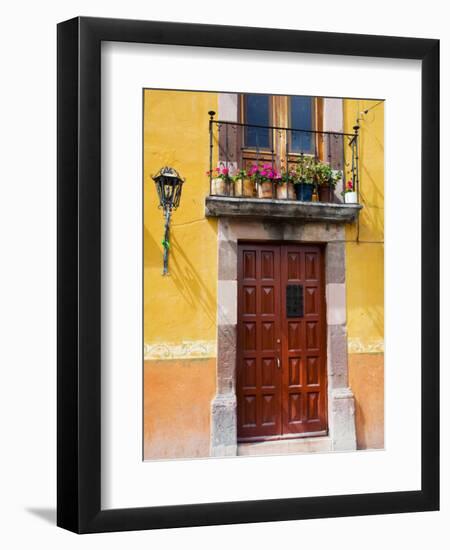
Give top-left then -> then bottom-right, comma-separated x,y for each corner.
348,353 -> 384,449
143,358 -> 216,460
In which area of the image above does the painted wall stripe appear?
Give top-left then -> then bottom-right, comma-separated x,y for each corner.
348,338 -> 384,354
144,340 -> 217,360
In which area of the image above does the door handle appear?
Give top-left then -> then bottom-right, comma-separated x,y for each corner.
276,357 -> 281,369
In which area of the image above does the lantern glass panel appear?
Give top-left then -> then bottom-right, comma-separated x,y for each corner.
152,167 -> 184,210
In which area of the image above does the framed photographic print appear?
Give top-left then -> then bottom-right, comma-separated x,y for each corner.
57,17 -> 439,533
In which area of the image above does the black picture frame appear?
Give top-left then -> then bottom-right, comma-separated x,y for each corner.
57,16 -> 439,533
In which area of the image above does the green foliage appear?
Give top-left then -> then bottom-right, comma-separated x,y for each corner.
280,170 -> 295,184
293,155 -> 315,185
313,161 -> 333,186
211,158 -> 343,189
231,168 -> 248,182
312,161 -> 342,188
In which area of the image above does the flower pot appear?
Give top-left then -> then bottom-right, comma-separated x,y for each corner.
232,178 -> 243,196
211,178 -> 230,196
318,186 -> 335,203
244,178 -> 256,197
234,177 -> 255,197
276,182 -> 296,200
344,191 -> 358,204
294,182 -> 314,202
257,180 -> 273,199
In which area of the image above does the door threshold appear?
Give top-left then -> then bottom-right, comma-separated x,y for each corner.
237,436 -> 332,457
238,430 -> 327,443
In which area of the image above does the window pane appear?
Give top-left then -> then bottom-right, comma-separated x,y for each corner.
244,94 -> 270,149
290,96 -> 314,154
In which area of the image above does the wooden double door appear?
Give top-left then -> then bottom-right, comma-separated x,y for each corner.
237,243 -> 327,441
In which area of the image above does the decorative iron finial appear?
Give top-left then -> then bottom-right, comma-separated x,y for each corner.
152,166 -> 183,183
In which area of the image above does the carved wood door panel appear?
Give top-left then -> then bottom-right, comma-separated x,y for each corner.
280,245 -> 328,436
236,244 -> 282,440
237,243 -> 327,442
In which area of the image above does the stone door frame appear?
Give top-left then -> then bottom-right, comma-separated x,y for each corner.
210,218 -> 356,456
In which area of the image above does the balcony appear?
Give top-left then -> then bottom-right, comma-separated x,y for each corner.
205,114 -> 362,224
205,195 -> 361,223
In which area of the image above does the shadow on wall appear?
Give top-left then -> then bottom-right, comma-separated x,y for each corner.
170,229 -> 216,326
353,397 -> 367,449
366,305 -> 384,347
358,170 -> 384,242
25,507 -> 56,525
144,225 -> 162,269
144,219 -> 217,327
357,106 -> 384,242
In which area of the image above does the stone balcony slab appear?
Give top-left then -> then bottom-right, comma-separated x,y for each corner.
205,196 -> 362,223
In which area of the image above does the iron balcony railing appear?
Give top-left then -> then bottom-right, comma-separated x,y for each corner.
208,111 -> 360,202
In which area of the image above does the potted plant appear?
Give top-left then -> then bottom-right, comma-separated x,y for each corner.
207,164 -> 231,196
232,168 -> 254,197
314,162 -> 342,203
343,179 -> 358,203
277,169 -> 296,199
249,163 -> 276,199
293,155 -> 315,201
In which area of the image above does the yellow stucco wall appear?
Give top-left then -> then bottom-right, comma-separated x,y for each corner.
143,90 -> 219,460
344,99 -> 384,449
143,89 -> 219,349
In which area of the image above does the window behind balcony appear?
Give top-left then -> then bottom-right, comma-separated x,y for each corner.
240,94 -> 320,173
289,96 -> 315,154
243,94 -> 271,149
242,94 -> 316,154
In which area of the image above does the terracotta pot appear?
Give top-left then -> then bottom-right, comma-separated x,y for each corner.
257,180 -> 273,199
233,178 -> 243,196
234,177 -> 255,197
276,182 -> 296,200
211,178 -> 230,196
344,191 -> 358,204
318,186 -> 335,203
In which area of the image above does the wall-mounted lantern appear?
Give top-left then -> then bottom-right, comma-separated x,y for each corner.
152,166 -> 185,275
